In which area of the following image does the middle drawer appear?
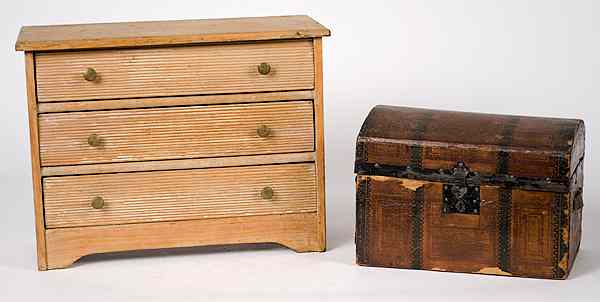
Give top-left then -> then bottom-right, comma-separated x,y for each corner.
39,101 -> 315,166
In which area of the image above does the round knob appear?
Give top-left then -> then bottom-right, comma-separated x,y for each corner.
83,67 -> 98,82
261,186 -> 274,200
91,196 -> 105,209
257,63 -> 271,75
256,125 -> 271,138
87,134 -> 102,147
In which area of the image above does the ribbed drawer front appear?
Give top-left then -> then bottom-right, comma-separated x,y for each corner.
34,40 -> 315,102
38,101 -> 315,166
43,163 -> 317,228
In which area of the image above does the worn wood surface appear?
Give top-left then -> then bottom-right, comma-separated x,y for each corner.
18,18 -> 329,269
355,105 -> 584,279
356,175 -> 570,279
41,152 -> 315,177
45,212 -> 321,269
356,105 -> 583,180
38,90 -> 314,113
35,40 -> 314,102
313,38 -> 326,250
568,150 -> 584,272
44,163 -> 317,228
39,101 -> 314,166
16,15 -> 330,51
25,52 -> 48,270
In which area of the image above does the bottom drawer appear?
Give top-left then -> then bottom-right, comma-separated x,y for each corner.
43,163 -> 317,228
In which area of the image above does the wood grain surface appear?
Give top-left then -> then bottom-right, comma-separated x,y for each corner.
313,38 -> 327,250
356,175 -> 566,278
356,105 -> 583,180
41,152 -> 315,176
45,212 -> 321,269
43,163 -> 317,228
37,90 -> 314,113
39,101 -> 315,166
35,40 -> 315,102
25,52 -> 48,270
18,17 -> 330,270
16,15 -> 330,51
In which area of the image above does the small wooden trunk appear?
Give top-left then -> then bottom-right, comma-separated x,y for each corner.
354,105 -> 584,279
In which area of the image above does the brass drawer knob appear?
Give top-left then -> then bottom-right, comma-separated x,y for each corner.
83,67 -> 98,81
257,125 -> 271,138
261,186 -> 274,200
91,196 -> 105,209
257,63 -> 271,75
87,134 -> 102,147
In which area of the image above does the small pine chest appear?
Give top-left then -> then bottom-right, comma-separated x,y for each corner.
355,105 -> 584,279
16,15 -> 330,270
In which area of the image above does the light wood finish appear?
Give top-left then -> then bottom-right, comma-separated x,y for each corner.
37,90 -> 314,113
17,16 -> 329,269
313,38 -> 327,250
25,52 -> 48,270
41,152 -> 315,176
45,212 -> 320,269
39,101 -> 315,166
35,40 -> 315,102
16,15 -> 330,51
44,163 -> 317,228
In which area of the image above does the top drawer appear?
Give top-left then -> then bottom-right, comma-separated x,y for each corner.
34,40 -> 315,102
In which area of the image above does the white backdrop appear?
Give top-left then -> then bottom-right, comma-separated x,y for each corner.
1,1 -> 598,301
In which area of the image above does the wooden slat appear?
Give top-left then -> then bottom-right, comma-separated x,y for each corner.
39,101 -> 315,166
45,212 -> 320,269
35,40 -> 315,102
37,90 -> 314,113
43,163 -> 317,228
313,38 -> 327,251
16,15 -> 331,51
41,152 -> 315,176
25,52 -> 48,270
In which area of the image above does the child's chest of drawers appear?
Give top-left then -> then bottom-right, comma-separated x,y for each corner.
17,16 -> 329,270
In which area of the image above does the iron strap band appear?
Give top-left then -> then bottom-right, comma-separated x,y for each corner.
496,116 -> 520,175
552,126 -> 573,179
355,176 -> 370,264
354,162 -> 569,193
550,126 -> 573,278
552,193 -> 568,279
411,188 -> 425,269
409,112 -> 434,171
497,188 -> 512,272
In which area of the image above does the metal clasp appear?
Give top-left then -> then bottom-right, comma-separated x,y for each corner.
442,161 -> 481,215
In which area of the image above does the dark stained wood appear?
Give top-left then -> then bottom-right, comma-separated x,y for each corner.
355,105 -> 584,279
359,105 -> 581,152
357,105 -> 583,181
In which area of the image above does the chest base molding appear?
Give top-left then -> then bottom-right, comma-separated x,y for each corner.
46,212 -> 321,269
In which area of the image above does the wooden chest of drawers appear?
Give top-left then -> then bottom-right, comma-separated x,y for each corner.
16,15 -> 330,270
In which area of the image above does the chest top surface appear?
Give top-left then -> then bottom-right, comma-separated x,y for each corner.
15,15 -> 330,51
356,105 -> 585,185
359,105 -> 582,153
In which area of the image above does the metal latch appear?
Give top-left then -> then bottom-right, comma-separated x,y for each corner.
442,161 -> 481,215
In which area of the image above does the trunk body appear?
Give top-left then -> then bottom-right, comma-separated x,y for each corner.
355,106 -> 584,279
